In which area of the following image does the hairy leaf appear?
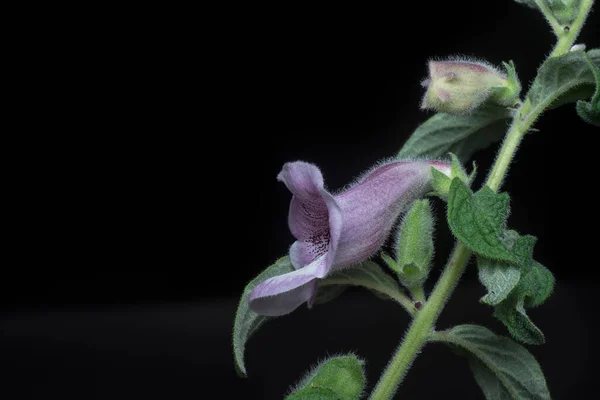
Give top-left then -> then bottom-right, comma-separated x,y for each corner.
397,105 -> 510,162
447,179 -> 538,268
447,179 -> 514,262
431,324 -> 550,400
528,50 -> 600,113
233,256 -> 294,377
287,355 -> 366,400
493,262 -> 555,344
576,50 -> 600,126
478,257 -> 521,306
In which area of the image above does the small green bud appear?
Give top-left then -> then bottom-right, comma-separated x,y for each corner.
394,199 -> 435,289
421,58 -> 521,114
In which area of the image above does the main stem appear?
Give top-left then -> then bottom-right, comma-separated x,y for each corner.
368,242 -> 472,400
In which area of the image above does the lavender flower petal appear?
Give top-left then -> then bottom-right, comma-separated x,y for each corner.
248,255 -> 325,316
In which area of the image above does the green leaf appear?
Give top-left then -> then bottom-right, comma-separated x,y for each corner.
510,235 -> 537,267
287,354 -> 366,400
397,105 -> 510,162
576,50 -> 600,126
477,230 -> 537,306
478,257 -> 521,306
319,260 -> 405,303
233,256 -> 294,377
473,186 -> 510,228
520,262 -> 555,307
528,50 -> 600,114
494,297 -> 545,345
447,179 -> 539,268
447,179 -> 516,262
430,324 -> 551,400
576,99 -> 600,126
493,262 -> 555,345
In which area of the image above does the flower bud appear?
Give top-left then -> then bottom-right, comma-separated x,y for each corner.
420,58 -> 520,114
393,199 -> 435,290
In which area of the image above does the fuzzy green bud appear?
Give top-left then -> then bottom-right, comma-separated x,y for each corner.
421,58 -> 521,114
394,199 -> 435,289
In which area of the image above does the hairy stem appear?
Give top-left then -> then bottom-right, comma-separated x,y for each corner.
412,286 -> 426,303
369,243 -> 471,400
534,0 -> 563,36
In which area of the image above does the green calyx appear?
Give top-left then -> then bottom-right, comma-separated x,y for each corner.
431,153 -> 472,199
383,199 -> 435,291
490,61 -> 522,107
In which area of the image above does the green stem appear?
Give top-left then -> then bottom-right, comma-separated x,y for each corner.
369,243 -> 472,400
486,117 -> 527,191
411,286 -> 426,303
549,0 -> 594,58
534,0 -> 563,36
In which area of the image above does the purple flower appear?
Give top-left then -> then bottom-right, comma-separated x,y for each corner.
249,159 -> 451,316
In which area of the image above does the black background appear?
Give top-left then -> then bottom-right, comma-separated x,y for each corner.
2,1 -> 599,399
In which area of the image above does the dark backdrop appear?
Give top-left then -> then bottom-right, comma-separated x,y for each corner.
1,1 -> 599,399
